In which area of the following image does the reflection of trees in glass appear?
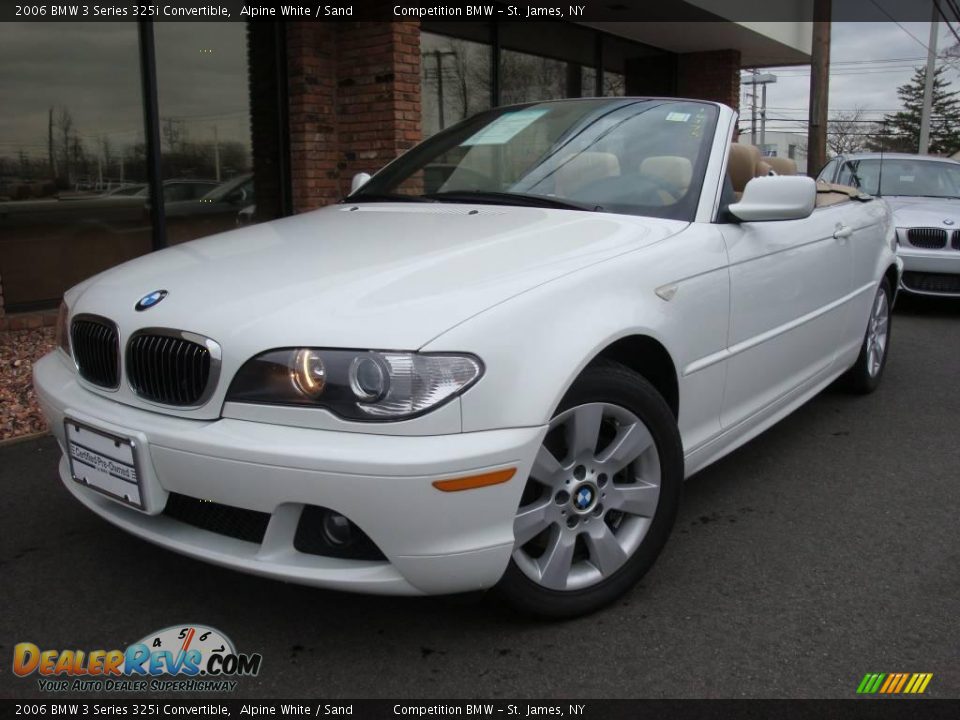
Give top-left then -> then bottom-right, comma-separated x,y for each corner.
159,118 -> 249,182
421,34 -> 491,137
500,50 -> 568,105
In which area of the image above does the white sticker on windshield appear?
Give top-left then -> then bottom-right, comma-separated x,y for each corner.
665,112 -> 691,122
462,109 -> 550,146
899,175 -> 915,182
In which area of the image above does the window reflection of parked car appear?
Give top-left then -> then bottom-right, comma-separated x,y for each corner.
162,173 -> 254,244
100,184 -> 147,197
139,179 -> 219,203
819,153 -> 960,297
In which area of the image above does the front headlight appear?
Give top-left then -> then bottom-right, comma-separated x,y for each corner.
226,348 -> 483,421
55,300 -> 70,357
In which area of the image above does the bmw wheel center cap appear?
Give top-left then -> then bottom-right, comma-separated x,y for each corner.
573,484 -> 597,512
135,289 -> 168,311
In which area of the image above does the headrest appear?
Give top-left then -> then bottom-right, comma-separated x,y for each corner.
555,152 -> 621,196
756,160 -> 773,177
639,156 -> 693,193
728,144 -> 761,193
766,157 -> 798,175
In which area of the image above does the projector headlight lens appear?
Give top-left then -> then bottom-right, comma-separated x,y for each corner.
227,348 -> 482,421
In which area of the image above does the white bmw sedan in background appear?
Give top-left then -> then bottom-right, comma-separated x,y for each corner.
818,152 -> 960,297
34,98 -> 899,616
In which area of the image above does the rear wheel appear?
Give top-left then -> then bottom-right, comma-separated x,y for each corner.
496,360 -> 683,618
840,278 -> 892,394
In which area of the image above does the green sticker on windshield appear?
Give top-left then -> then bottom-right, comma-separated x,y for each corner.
462,109 -> 550,146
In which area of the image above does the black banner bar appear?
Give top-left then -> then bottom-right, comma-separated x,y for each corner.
0,0 -> 952,23
2,700 -> 960,720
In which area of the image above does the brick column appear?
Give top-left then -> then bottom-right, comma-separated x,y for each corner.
676,49 -> 741,112
286,20 -> 421,213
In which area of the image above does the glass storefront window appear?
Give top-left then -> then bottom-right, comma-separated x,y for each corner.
421,31 -> 492,138
153,22 -> 256,246
0,23 -> 150,311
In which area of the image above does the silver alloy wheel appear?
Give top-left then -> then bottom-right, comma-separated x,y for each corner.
865,286 -> 889,377
512,402 -> 661,591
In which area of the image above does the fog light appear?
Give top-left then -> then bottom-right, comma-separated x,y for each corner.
349,355 -> 388,401
321,511 -> 354,546
291,349 -> 326,398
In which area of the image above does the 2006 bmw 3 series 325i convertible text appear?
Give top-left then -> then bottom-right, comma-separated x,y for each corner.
34,99 -> 900,617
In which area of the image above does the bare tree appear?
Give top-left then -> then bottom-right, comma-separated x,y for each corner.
827,106 -> 867,156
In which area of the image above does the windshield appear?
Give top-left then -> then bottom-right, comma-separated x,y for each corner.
350,99 -> 719,220
837,158 -> 960,198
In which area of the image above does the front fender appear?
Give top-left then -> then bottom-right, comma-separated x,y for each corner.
423,226 -> 730,449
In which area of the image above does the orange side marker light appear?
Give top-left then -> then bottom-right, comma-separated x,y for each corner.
432,468 -> 516,492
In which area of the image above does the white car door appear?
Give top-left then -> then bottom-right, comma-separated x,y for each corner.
718,204 -> 854,429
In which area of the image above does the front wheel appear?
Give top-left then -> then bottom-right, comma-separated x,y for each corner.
840,278 -> 892,394
495,360 -> 683,618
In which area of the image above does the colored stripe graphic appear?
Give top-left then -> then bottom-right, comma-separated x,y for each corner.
856,673 -> 933,694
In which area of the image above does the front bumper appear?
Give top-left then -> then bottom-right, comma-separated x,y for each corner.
897,247 -> 960,296
34,353 -> 544,595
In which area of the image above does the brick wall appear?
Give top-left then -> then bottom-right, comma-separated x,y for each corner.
676,50 -> 741,112
286,20 -> 421,213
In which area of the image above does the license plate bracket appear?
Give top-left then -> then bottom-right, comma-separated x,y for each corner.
65,419 -> 145,510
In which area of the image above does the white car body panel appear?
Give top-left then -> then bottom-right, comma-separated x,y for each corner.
34,101 -> 899,596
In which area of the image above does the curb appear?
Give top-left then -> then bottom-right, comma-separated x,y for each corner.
0,430 -> 51,448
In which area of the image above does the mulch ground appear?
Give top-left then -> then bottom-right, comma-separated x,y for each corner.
0,327 -> 56,441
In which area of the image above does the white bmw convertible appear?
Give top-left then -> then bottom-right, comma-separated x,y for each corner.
34,98 -> 899,616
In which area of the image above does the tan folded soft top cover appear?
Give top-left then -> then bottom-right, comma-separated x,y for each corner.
815,179 -> 870,207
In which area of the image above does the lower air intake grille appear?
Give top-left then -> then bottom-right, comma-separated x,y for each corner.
906,228 -> 947,249
127,332 -> 212,406
902,271 -> 960,295
163,493 -> 270,544
71,316 -> 119,389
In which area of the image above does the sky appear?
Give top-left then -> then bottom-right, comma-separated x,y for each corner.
743,21 -> 960,139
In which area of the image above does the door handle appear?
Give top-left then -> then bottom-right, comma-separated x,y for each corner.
834,225 -> 853,240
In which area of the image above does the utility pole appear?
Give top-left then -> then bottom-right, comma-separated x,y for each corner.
919,0 -> 940,154
744,72 -> 777,150
807,0 -> 831,178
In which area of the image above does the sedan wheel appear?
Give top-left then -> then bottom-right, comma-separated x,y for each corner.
496,360 -> 683,618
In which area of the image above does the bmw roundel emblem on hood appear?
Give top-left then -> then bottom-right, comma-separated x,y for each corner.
135,290 -> 168,311
945,219 -> 955,226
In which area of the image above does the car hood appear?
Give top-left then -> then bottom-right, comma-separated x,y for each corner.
69,203 -> 685,350
884,196 -> 960,228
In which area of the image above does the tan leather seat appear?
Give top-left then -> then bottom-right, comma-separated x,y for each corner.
766,157 -> 798,175
639,156 -> 693,199
728,144 -> 761,199
555,152 -> 621,196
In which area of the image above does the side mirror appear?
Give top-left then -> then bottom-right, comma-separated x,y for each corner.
351,172 -> 372,194
728,175 -> 816,222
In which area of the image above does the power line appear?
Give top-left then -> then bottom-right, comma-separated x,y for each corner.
868,0 -> 933,52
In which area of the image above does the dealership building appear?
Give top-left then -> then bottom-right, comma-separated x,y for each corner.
0,9 -> 810,327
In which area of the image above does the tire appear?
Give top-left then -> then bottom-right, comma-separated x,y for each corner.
495,359 -> 683,618
839,277 -> 893,394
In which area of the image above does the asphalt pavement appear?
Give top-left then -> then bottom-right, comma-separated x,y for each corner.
1,294 -> 958,699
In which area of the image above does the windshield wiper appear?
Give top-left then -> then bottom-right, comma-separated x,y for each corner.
345,192 -> 434,203
423,190 -> 601,212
